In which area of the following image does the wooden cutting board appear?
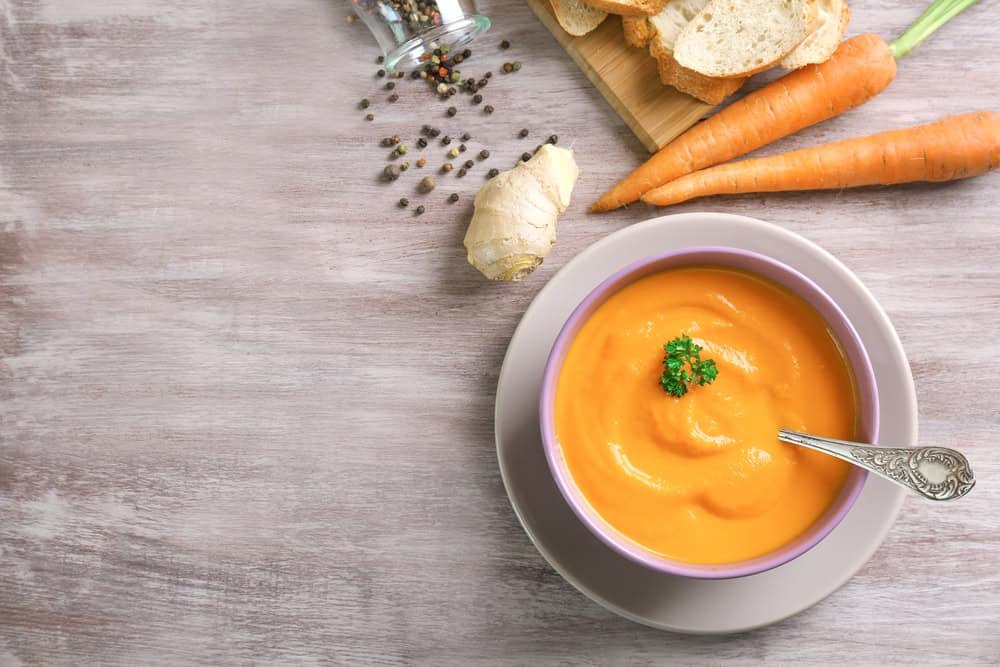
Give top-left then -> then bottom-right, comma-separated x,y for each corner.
524,0 -> 712,153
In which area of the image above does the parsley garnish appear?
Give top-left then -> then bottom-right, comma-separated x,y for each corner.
660,334 -> 719,397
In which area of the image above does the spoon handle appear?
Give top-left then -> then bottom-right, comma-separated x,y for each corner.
777,430 -> 976,501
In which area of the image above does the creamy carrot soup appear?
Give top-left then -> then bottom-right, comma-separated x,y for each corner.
554,266 -> 858,565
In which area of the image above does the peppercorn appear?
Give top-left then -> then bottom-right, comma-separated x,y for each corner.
519,128 -> 529,138
457,167 -> 467,177
483,104 -> 494,114
521,152 -> 531,162
415,205 -> 425,215
547,134 -> 558,145
448,193 -> 459,203
400,161 -> 410,171
410,71 -> 420,79
417,158 -> 426,168
502,62 -> 513,73
447,87 -> 457,96
462,49 -> 471,58
485,71 -> 492,78
488,168 -> 499,178
436,83 -> 448,94
513,61 -> 522,71
442,135 -> 452,145
477,78 -> 488,88
397,144 -> 409,155
450,72 -> 461,82
447,147 -> 459,158
381,137 -> 393,147
429,128 -> 440,138
453,54 -> 463,64
458,144 -> 467,153
441,162 -> 453,172
419,176 -> 436,193
461,133 -> 471,141
447,106 -> 457,117
472,94 -> 482,104
391,135 -> 401,145
417,137 -> 427,149
463,159 -> 474,169
346,14 -> 357,23
390,93 -> 400,102
377,69 -> 386,77
385,81 -> 395,90
365,113 -> 374,121
478,149 -> 489,160
500,39 -> 510,49
433,48 -> 442,56
383,164 -> 400,180
399,197 -> 409,207
360,98 -> 370,109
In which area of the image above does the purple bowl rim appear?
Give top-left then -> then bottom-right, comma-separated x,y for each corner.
539,246 -> 879,580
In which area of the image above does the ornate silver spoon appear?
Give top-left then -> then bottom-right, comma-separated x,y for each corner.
777,430 -> 976,501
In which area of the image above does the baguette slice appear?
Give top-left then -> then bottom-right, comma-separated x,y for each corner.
674,0 -> 817,77
781,0 -> 849,69
549,0 -> 608,36
647,0 -> 746,105
586,0 -> 670,17
622,15 -> 654,47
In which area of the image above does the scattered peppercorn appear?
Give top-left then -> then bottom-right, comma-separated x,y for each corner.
437,83 -> 448,95
417,137 -> 428,148
397,144 -> 409,155
463,159 -> 474,169
385,81 -> 395,90
447,147 -> 459,158
415,205 -> 425,215
447,87 -> 457,96
521,152 -> 531,162
346,14 -> 357,23
459,144 -> 467,153
442,162 -> 453,172
388,93 -> 399,102
485,71 -> 493,79
462,49 -> 471,58
472,94 -> 482,104
411,71 -> 421,79
420,176 -> 436,193
461,132 -> 471,141
453,54 -> 464,64
442,136 -> 452,145
429,128 -> 441,138
484,104 -> 494,114
377,69 -> 386,77
447,106 -> 457,116
395,71 -> 404,78
479,149 -> 490,159
400,161 -> 410,171
519,128 -> 529,138
513,61 -> 522,71
383,164 -> 400,181
366,113 -> 374,121
488,168 -> 499,178
547,134 -> 558,145
399,197 -> 409,207
376,55 -> 385,64
417,158 -> 426,168
500,40 -> 510,49
448,193 -> 459,203
457,167 -> 467,177
360,98 -> 370,109
477,78 -> 488,88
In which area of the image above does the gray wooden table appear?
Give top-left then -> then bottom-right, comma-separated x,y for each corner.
2,0 -> 998,663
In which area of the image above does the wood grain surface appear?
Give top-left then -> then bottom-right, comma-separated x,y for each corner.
1,0 -> 999,664
522,3 -> 711,152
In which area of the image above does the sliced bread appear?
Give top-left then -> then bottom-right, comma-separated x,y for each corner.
622,15 -> 654,47
549,0 -> 609,36
674,0 -> 817,77
781,0 -> 849,69
647,0 -> 746,104
586,0 -> 670,17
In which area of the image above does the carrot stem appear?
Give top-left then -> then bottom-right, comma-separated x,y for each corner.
889,0 -> 981,59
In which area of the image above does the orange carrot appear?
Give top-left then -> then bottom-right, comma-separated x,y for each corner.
639,112 -> 1000,206
590,34 -> 897,212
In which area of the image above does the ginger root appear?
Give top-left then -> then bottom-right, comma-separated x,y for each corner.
463,144 -> 579,281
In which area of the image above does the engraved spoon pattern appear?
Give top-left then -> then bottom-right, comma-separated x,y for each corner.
778,430 -> 976,501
